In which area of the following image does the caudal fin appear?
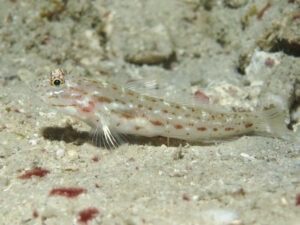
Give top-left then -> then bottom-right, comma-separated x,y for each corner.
256,106 -> 292,140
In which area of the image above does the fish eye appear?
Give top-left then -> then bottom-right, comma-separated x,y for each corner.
53,79 -> 61,86
50,69 -> 66,87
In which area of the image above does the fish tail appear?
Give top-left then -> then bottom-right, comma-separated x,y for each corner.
256,106 -> 292,140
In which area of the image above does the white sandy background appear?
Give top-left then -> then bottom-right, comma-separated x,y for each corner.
0,0 -> 299,224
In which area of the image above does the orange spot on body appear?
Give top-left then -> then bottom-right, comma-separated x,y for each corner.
115,99 -> 126,105
197,127 -> 207,131
151,120 -> 163,126
61,93 -> 82,99
225,127 -> 234,131
244,122 -> 253,128
81,107 -> 91,112
213,128 -> 218,131
121,113 -> 133,119
135,126 -> 142,130
174,124 -> 183,129
96,96 -> 112,103
74,95 -> 83,99
62,93 -> 71,99
81,101 -> 95,113
162,109 -> 168,113
69,87 -> 81,92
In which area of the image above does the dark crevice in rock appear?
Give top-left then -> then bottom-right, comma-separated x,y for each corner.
270,39 -> 300,57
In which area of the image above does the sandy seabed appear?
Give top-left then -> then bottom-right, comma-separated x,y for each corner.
0,1 -> 299,224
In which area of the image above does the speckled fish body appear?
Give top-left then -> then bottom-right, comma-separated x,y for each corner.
35,69 -> 289,146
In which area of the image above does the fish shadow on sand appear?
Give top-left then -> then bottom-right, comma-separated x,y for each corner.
41,125 -> 198,149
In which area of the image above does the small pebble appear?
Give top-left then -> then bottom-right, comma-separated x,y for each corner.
56,148 -> 65,158
224,0 -> 248,8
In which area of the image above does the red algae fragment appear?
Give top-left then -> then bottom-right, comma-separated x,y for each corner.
296,194 -> 300,206
78,207 -> 99,224
257,2 -> 271,20
92,155 -> 100,162
194,90 -> 209,103
264,57 -> 275,67
127,157 -> 135,162
182,194 -> 190,201
33,210 -> 39,218
19,168 -> 50,179
49,187 -> 87,198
